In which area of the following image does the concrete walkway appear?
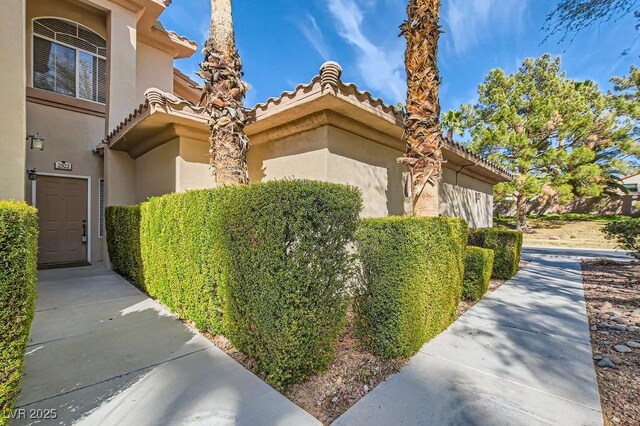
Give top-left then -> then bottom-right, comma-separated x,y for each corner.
334,251 -> 604,426
15,265 -> 319,426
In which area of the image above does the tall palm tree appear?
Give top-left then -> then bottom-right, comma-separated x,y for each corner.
398,0 -> 443,216
442,110 -> 463,143
199,0 -> 249,184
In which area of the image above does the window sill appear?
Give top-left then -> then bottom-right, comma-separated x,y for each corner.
26,87 -> 106,118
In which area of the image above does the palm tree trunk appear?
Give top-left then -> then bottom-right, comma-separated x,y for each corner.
398,0 -> 444,217
200,0 -> 249,185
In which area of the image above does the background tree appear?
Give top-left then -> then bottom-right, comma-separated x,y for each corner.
441,110 -> 464,142
397,0 -> 443,216
612,65 -> 640,143
199,0 -> 249,185
544,0 -> 639,44
450,55 -> 638,230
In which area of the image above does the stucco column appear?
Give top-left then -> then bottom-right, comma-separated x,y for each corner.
104,5 -> 137,207
102,5 -> 138,268
0,0 -> 26,201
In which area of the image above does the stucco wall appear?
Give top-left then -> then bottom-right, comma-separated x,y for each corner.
135,139 -> 179,203
0,0 -> 26,200
326,126 -> 405,217
25,103 -> 106,260
176,137 -> 216,192
440,168 -> 494,228
136,42 -> 174,104
248,126 -> 329,183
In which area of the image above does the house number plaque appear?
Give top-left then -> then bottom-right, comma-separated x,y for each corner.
54,161 -> 72,171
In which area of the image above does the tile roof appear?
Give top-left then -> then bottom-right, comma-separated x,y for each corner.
254,61 -> 512,180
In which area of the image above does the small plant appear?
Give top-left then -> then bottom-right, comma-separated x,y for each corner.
463,247 -> 494,301
603,218 -> 640,259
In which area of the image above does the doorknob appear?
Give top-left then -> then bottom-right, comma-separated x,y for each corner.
82,220 -> 88,243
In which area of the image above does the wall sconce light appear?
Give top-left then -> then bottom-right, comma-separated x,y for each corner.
27,133 -> 45,150
27,169 -> 38,181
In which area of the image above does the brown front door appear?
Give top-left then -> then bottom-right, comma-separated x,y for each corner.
37,176 -> 88,266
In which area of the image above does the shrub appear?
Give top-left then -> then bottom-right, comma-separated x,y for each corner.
468,228 -> 523,279
0,201 -> 38,424
463,247 -> 494,301
603,218 -> 640,259
139,190 -> 233,334
105,206 -> 143,286
222,181 -> 362,388
353,217 -> 468,359
107,181 -> 362,388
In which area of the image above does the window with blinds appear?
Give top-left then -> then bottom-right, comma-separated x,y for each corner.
33,18 -> 107,104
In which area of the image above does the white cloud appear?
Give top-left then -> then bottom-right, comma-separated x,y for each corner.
296,13 -> 333,61
325,0 -> 405,103
443,0 -> 528,55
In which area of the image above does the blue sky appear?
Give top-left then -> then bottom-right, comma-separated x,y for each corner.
161,0 -> 639,113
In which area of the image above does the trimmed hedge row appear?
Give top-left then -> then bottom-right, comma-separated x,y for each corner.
462,247 -> 494,301
106,180 -> 362,388
468,228 -> 523,279
353,217 -> 468,359
222,181 -> 362,388
0,201 -> 38,425
105,206 -> 143,286
140,190 -> 231,335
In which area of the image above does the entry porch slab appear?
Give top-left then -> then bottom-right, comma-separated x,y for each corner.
15,265 -> 319,426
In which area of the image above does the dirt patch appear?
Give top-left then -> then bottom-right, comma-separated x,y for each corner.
285,309 -> 406,424
582,259 -> 640,426
204,309 -> 407,425
202,259 -> 528,424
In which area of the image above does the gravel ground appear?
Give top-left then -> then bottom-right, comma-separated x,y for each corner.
582,260 -> 640,426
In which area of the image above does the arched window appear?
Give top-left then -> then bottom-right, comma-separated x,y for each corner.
33,18 -> 107,104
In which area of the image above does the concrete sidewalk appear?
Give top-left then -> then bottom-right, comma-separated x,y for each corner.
15,265 -> 319,426
334,254 -> 603,425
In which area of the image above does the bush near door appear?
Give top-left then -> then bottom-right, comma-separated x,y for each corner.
462,247 -> 494,301
105,205 -> 143,286
0,201 -> 38,425
468,228 -> 523,279
353,217 -> 468,359
222,181 -> 362,389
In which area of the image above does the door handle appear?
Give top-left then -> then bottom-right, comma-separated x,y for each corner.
82,220 -> 88,243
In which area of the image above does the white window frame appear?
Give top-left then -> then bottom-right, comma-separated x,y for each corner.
32,173 -> 92,263
98,178 -> 105,238
32,17 -> 107,105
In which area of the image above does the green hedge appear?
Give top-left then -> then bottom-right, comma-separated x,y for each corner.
140,190 -> 232,334
106,181 -> 362,389
0,201 -> 38,425
468,228 -> 522,280
353,217 -> 467,359
105,206 -> 143,286
463,247 -> 494,301
222,181 -> 362,388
